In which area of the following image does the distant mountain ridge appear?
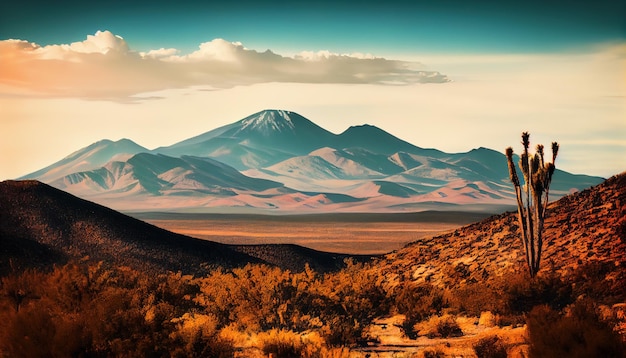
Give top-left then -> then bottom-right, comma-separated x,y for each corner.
22,139 -> 149,183
51,153 -> 283,196
21,109 -> 606,212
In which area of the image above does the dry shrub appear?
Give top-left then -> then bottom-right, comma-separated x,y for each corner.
473,335 -> 507,358
446,269 -> 574,326
0,268 -> 45,313
436,315 -> 463,338
394,283 -> 445,339
394,282 -> 445,320
258,329 -> 305,358
194,261 -> 386,347
446,281 -> 504,317
415,314 -> 463,338
170,313 -> 235,358
0,262 -> 214,357
257,329 -> 335,358
0,304 -> 58,357
527,300 -> 625,358
218,324 -> 250,349
503,270 -> 572,314
422,348 -> 446,358
319,316 -> 366,347
478,311 -> 496,327
570,261 -> 626,305
448,269 -> 574,322
300,331 -> 328,358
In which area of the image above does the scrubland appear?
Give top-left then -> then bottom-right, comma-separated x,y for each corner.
1,259 -> 624,357
1,174 -> 624,356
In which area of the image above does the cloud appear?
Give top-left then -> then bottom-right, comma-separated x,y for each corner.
0,31 -> 450,99
140,48 -> 179,59
167,39 -> 246,62
295,50 -> 377,61
35,30 -> 129,60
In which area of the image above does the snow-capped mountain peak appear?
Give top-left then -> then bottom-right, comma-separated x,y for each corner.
238,109 -> 296,135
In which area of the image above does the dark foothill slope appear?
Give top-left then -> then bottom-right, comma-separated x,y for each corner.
0,180 -> 262,275
0,180 -> 365,275
231,244 -> 373,273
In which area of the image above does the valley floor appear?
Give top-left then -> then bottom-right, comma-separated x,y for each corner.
134,212 -> 489,254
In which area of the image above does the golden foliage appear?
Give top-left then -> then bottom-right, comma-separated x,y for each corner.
0,256 -> 624,356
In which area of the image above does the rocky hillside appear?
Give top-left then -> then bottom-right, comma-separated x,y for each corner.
381,172 -> 626,288
0,180 -> 368,275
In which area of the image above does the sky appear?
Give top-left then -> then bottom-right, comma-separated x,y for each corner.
1,0 -> 624,179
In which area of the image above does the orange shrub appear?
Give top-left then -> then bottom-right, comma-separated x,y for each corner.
527,300 -> 625,358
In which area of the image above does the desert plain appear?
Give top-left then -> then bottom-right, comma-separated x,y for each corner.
134,212 -> 492,255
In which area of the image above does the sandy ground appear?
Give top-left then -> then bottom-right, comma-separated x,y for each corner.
232,314 -> 529,357
142,218 -> 463,254
355,315 -> 528,358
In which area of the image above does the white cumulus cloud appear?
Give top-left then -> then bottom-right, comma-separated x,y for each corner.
168,39 -> 246,62
0,30 -> 450,99
295,50 -> 377,61
140,47 -> 179,59
34,30 -> 129,61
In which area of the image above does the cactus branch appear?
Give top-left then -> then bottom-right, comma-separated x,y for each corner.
506,133 -> 557,277
506,147 -> 532,273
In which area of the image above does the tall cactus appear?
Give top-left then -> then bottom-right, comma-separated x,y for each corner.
506,132 -> 559,277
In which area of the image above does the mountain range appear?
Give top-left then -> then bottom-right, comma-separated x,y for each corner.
21,109 -> 605,213
2,172 -> 624,286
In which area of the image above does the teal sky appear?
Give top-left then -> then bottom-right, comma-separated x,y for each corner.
2,0 -> 624,55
